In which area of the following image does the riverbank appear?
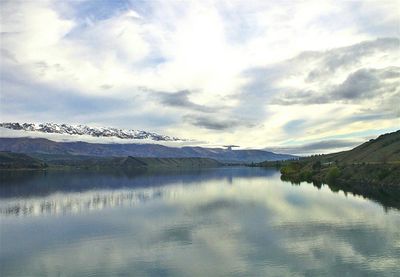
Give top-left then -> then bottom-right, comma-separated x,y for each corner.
257,158 -> 400,187
255,161 -> 400,210
258,130 -> 400,187
278,161 -> 400,186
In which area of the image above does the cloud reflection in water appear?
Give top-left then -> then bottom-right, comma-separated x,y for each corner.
0,168 -> 399,276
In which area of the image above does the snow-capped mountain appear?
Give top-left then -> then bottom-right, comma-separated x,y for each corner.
0,122 -> 186,142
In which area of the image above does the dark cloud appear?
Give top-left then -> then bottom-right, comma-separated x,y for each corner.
184,116 -> 236,130
332,69 -> 381,100
271,90 -> 328,105
100,84 -> 113,90
331,67 -> 399,103
379,68 -> 400,79
136,87 -> 250,131
151,90 -> 215,113
243,38 -> 400,87
344,112 -> 395,123
241,37 -> 399,108
271,67 -> 400,105
265,139 -> 362,155
1,48 -> 18,63
305,37 -> 399,82
255,38 -> 399,84
184,115 -> 254,130
32,61 -> 65,77
153,90 -> 257,131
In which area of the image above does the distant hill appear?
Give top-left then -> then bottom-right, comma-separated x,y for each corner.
0,152 -> 47,169
0,137 -> 295,163
0,151 -> 221,170
39,154 -> 222,169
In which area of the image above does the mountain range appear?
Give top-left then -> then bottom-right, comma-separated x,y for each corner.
0,137 -> 296,163
0,122 -> 185,142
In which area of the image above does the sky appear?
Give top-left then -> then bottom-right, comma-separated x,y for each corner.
0,0 -> 399,154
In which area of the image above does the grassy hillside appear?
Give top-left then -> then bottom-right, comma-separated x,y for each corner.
304,130 -> 400,164
333,130 -> 400,163
0,152 -> 47,169
259,130 -> 400,187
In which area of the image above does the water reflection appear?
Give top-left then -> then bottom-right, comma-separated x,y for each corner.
1,167 -> 399,276
0,167 -> 275,198
0,168 -> 277,216
281,175 -> 400,211
1,187 -> 166,216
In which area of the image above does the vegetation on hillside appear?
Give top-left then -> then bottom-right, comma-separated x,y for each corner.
256,131 -> 400,210
279,161 -> 400,186
0,152 -> 48,169
0,152 -> 221,170
259,130 -> 400,187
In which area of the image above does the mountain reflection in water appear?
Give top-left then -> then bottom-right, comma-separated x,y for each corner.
0,168 -> 275,216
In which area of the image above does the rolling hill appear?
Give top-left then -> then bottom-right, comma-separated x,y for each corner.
260,130 -> 400,187
0,152 -> 48,169
0,137 -> 295,163
0,151 -> 221,170
320,130 -> 400,164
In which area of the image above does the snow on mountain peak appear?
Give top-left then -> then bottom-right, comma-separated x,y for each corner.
0,122 -> 186,142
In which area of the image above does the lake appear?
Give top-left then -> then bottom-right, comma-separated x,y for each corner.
0,167 -> 399,276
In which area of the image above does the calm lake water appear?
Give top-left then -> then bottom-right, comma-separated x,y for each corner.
0,167 -> 399,276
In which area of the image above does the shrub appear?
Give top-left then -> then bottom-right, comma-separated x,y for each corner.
300,170 -> 313,181
377,168 -> 390,180
312,161 -> 321,171
326,166 -> 341,184
280,162 -> 302,175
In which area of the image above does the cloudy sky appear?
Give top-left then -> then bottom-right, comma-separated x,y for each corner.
0,0 -> 399,153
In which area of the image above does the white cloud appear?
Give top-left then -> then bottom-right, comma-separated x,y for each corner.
0,0 -> 399,151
